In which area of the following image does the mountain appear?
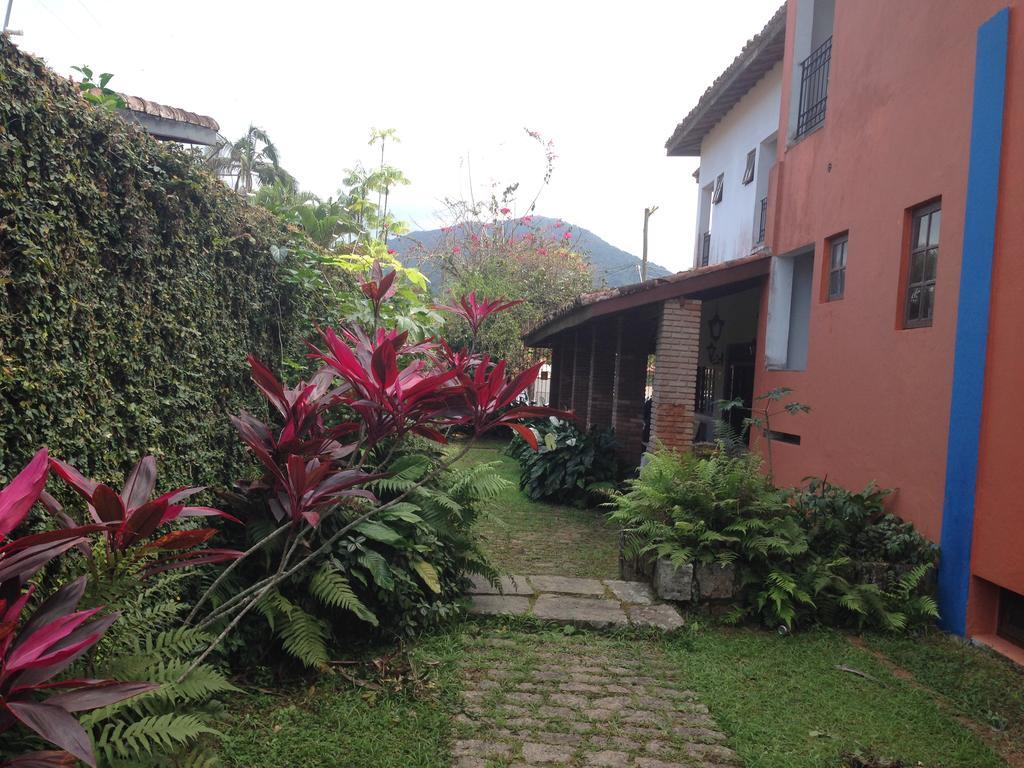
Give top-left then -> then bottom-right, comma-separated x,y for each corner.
388,215 -> 672,291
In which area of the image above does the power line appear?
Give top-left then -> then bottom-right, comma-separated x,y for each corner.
71,0 -> 101,28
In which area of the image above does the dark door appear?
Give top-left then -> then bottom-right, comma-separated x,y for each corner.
726,341 -> 756,442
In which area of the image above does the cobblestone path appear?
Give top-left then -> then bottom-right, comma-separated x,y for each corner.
452,632 -> 741,768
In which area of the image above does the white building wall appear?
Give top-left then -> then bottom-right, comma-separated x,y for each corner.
694,61 -> 783,267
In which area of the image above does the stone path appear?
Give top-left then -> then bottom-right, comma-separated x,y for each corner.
453,633 -> 741,768
467,575 -> 684,632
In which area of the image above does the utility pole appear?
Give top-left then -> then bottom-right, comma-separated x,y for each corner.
641,205 -> 658,281
3,0 -> 21,35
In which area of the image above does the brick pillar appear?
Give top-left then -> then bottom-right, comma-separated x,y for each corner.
570,328 -> 591,418
650,298 -> 701,452
611,317 -> 649,465
587,321 -> 616,430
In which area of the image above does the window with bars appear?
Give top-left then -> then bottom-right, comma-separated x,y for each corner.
905,203 -> 941,327
741,149 -> 756,185
712,173 -> 724,204
827,234 -> 847,300
695,366 -> 719,416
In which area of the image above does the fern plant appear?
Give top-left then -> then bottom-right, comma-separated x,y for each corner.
609,448 -> 941,633
216,446 -> 504,668
82,590 -> 238,766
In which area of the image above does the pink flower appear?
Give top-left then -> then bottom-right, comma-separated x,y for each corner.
563,231 -> 572,240
471,234 -> 480,243
538,248 -> 548,256
387,248 -> 396,255
452,246 -> 461,254
500,207 -> 511,215
523,215 -> 533,223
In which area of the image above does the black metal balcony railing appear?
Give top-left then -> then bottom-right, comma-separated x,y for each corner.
700,231 -> 711,267
795,36 -> 832,138
757,196 -> 768,244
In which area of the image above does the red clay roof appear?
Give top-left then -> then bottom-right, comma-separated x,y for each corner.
665,5 -> 787,157
523,252 -> 771,346
119,93 -> 219,131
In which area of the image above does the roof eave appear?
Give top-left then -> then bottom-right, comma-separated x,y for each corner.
524,253 -> 772,346
664,4 -> 787,157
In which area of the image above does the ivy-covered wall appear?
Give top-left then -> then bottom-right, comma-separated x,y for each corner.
0,39 -> 313,487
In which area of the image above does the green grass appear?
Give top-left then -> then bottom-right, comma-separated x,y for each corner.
217,446 -> 1021,768
456,439 -> 620,579
865,629 -> 1024,763
664,625 -> 1006,768
218,631 -> 465,768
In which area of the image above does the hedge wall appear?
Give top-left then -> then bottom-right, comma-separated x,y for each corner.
0,38 -> 315,488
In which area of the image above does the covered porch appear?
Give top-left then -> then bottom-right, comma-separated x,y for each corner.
524,254 -> 770,466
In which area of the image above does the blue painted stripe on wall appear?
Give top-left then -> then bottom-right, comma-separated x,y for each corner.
938,7 -> 1010,635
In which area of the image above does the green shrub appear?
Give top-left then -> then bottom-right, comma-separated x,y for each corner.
508,417 -> 618,505
609,449 -> 939,632
0,39 -> 321,491
218,444 -> 504,668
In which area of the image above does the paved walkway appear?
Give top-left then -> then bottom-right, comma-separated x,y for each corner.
453,633 -> 741,768
467,575 -> 684,632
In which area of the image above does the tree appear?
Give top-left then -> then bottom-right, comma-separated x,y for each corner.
409,131 -> 592,370
207,125 -> 295,194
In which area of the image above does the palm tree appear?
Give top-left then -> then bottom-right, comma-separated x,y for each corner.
253,182 -> 358,250
206,125 -> 295,194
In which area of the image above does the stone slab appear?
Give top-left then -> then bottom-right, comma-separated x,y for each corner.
527,575 -> 606,596
653,559 -> 693,602
532,595 -> 628,628
603,579 -> 655,604
694,563 -> 736,600
468,573 -> 535,596
626,603 -> 685,632
469,595 -> 531,616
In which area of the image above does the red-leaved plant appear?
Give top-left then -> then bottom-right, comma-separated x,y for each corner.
0,451 -> 155,767
47,456 -> 242,575
433,292 -> 523,346
182,264 -> 571,669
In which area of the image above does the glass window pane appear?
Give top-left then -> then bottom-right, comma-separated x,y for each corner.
840,241 -> 847,267
928,209 -> 941,246
925,248 -> 938,281
908,287 -> 921,321
910,251 -> 925,284
915,215 -> 930,249
837,269 -> 845,297
921,284 -> 934,320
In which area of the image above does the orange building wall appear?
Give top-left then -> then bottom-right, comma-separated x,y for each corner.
968,4 -> 1024,639
750,0 -> 1011,544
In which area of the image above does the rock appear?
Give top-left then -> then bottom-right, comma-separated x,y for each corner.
532,595 -> 628,628
618,532 -> 654,581
468,573 -> 535,596
603,579 -> 655,604
653,559 -> 693,602
469,595 -> 531,616
626,603 -> 685,631
527,575 -> 606,596
694,562 -> 736,600
522,742 -> 575,764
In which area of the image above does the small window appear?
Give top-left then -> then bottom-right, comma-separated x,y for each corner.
998,588 -> 1024,647
827,234 -> 848,300
741,149 -> 756,185
905,202 -> 941,328
712,173 -> 724,204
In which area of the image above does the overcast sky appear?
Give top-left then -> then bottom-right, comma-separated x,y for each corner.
8,0 -> 778,274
